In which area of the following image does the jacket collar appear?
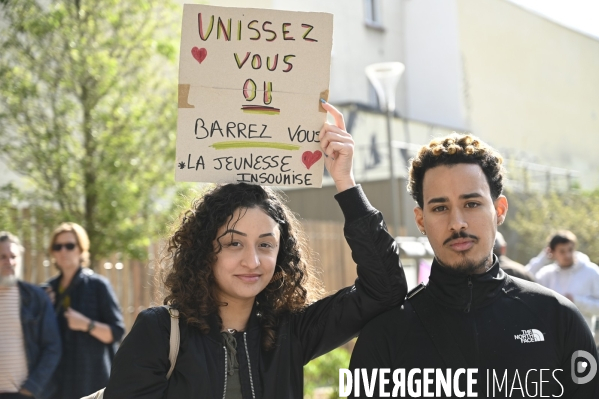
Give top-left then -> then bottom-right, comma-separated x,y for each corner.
206,301 -> 263,343
427,254 -> 507,312
17,280 -> 30,306
50,266 -> 88,291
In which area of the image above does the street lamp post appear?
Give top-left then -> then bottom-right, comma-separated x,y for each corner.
365,62 -> 405,236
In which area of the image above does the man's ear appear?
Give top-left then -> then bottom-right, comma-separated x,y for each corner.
494,195 -> 508,225
414,207 -> 424,232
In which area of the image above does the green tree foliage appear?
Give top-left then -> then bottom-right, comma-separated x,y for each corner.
504,190 -> 599,264
0,0 -> 180,263
304,346 -> 352,399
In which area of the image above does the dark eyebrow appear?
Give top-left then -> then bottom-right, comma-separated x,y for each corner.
427,197 -> 448,205
223,230 -> 275,238
460,193 -> 483,200
223,229 -> 247,237
427,193 -> 483,205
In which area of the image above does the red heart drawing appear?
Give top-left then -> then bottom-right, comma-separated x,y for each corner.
301,150 -> 322,170
191,47 -> 207,64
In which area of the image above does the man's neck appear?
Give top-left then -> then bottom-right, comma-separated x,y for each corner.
558,262 -> 575,270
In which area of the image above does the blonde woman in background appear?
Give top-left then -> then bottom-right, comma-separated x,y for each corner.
46,223 -> 124,399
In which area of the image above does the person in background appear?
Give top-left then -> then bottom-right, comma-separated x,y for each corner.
494,231 -> 535,282
0,232 -> 61,399
46,223 -> 125,399
536,230 -> 599,344
526,243 -> 592,276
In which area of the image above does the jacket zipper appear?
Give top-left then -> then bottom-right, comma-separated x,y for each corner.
464,276 -> 473,313
243,332 -> 256,399
222,345 -> 228,399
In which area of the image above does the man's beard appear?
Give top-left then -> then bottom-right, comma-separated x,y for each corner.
437,253 -> 492,275
0,274 -> 17,287
437,230 -> 493,274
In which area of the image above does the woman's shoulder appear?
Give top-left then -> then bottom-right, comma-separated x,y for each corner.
80,267 -> 108,282
131,306 -> 173,334
138,306 -> 171,321
79,268 -> 117,291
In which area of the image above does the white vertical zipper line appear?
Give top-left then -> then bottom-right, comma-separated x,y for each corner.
243,332 -> 256,399
222,345 -> 228,399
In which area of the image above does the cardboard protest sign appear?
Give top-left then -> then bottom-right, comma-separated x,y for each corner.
176,4 -> 334,187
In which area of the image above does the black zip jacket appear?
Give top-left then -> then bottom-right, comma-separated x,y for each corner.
104,185 -> 407,399
349,257 -> 599,398
48,267 -> 125,399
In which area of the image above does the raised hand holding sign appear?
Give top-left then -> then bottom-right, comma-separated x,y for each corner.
319,101 -> 356,193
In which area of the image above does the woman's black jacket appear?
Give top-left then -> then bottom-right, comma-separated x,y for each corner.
104,185 -> 407,399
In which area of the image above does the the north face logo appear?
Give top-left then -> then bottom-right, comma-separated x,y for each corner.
514,329 -> 544,343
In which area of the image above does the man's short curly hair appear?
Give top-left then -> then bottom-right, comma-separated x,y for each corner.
408,133 -> 505,208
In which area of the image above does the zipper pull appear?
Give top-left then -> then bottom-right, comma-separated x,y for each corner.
464,276 -> 473,313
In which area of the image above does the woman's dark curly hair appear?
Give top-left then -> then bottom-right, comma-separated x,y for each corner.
162,183 -> 323,351
408,133 -> 505,208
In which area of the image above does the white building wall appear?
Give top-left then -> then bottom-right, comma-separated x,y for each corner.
456,0 -> 599,188
403,0 -> 467,130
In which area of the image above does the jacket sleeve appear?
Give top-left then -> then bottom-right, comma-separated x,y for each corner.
572,294 -> 599,316
535,268 -> 551,286
97,276 -> 126,343
558,300 -> 599,397
525,249 -> 551,275
348,308 -> 408,399
292,185 -> 407,364
104,307 -> 171,399
571,266 -> 599,317
21,288 -> 62,397
349,309 -> 399,370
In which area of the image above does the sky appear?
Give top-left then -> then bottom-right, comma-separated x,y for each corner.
507,0 -> 599,40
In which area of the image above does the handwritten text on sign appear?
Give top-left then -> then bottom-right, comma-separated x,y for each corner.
176,5 -> 333,187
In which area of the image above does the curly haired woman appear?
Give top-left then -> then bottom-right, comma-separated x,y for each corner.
103,102 -> 407,399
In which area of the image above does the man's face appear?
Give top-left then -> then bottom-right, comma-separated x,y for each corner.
551,242 -> 575,268
415,163 -> 508,274
0,240 -> 19,277
0,241 -> 20,287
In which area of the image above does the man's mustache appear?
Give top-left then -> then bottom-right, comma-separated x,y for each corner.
443,230 -> 479,246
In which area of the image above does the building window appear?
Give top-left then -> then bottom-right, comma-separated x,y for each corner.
364,0 -> 383,29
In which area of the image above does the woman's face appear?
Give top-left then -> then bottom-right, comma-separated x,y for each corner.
212,207 -> 280,305
52,231 -> 82,271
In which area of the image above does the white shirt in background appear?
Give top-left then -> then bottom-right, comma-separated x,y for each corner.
536,259 -> 599,343
0,286 -> 29,393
